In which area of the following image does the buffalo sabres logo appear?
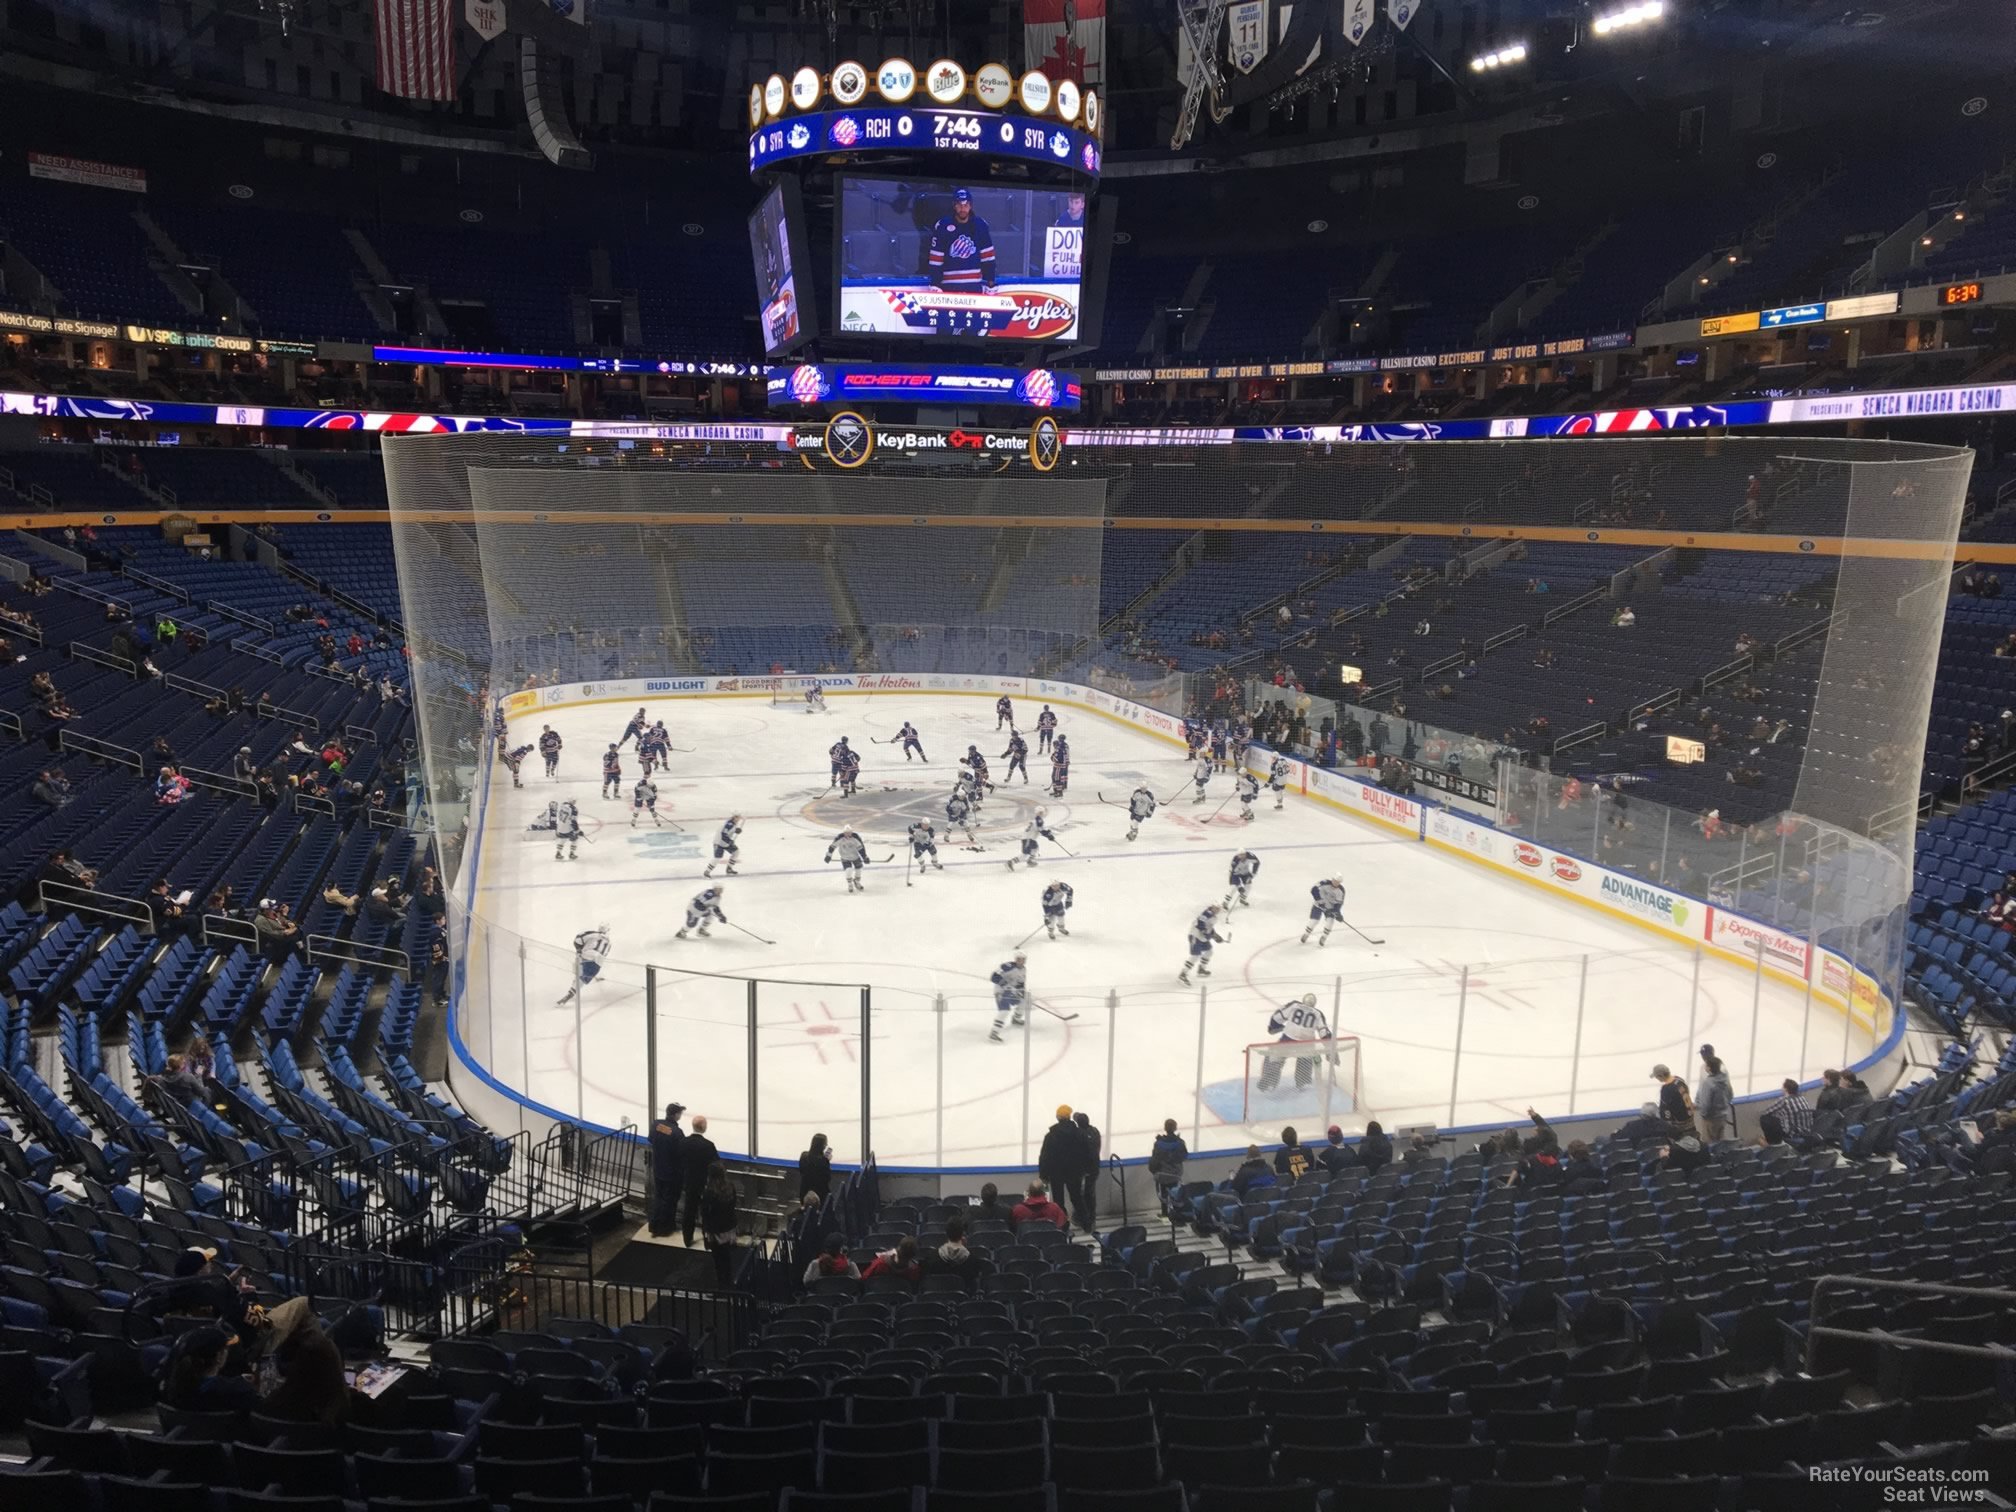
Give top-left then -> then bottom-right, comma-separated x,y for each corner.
1029,416 -> 1063,472
825,411 -> 874,469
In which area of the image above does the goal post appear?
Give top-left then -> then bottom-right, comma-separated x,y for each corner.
1243,1035 -> 1360,1123
769,674 -> 820,707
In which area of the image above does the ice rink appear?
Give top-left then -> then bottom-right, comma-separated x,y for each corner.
462,690 -> 1848,1167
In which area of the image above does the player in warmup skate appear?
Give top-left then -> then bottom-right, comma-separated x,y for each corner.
675,885 -> 727,939
631,776 -> 662,828
828,736 -> 851,787
838,748 -> 862,797
618,707 -> 649,748
1036,706 -> 1058,754
1225,849 -> 1261,908
1178,904 -> 1228,984
928,189 -> 996,293
1236,769 -> 1261,821
1191,752 -> 1214,804
893,721 -> 926,762
638,722 -> 670,777
945,788 -> 978,845
1001,730 -> 1030,784
703,814 -> 742,877
1007,810 -> 1057,871
1302,877 -> 1346,945
553,799 -> 585,861
1210,720 -> 1230,772
908,818 -> 945,872
501,743 -> 533,788
1126,785 -> 1157,841
826,828 -> 870,892
805,683 -> 827,714
527,800 -> 562,833
1259,992 -> 1335,1092
491,704 -> 508,744
1232,718 -> 1253,772
556,924 -> 611,1006
988,952 -> 1027,1042
953,767 -> 985,820
995,694 -> 1014,730
539,725 -> 563,779
1041,880 -> 1074,939
1269,754 -> 1292,809
601,744 -> 623,800
963,746 -> 993,791
1049,735 -> 1072,798
1185,720 -> 1207,761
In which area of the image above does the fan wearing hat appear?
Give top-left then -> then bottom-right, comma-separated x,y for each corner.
1037,1103 -> 1092,1219
1651,1062 -> 1694,1124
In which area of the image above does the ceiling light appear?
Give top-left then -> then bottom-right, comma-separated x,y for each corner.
1469,42 -> 1529,70
1592,0 -> 1664,36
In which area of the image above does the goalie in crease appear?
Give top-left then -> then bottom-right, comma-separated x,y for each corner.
1259,992 -> 1335,1093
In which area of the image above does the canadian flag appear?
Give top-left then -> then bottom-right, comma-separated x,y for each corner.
1024,0 -> 1106,87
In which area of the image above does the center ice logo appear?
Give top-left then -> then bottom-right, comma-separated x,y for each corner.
631,832 -> 699,858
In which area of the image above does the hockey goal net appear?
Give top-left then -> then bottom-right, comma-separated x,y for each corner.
1242,1036 -> 1360,1123
768,675 -> 821,707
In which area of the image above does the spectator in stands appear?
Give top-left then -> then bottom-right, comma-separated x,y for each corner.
1148,1119 -> 1188,1213
927,1216 -> 983,1285
1314,1125 -> 1355,1176
861,1236 -> 921,1287
1071,1111 -> 1102,1231
1012,1179 -> 1071,1231
159,1324 -> 258,1414
802,1233 -> 859,1284
1696,808 -> 1724,841
1815,1068 -> 1871,1116
367,876 -> 407,921
184,1034 -> 216,1082
1273,1127 -> 1311,1181
647,1102 -> 686,1237
321,882 -> 360,917
156,1053 -> 207,1107
414,867 -> 445,922
30,768 -> 71,809
1974,1110 -> 2016,1173
700,1162 -> 740,1287
1695,1055 -> 1735,1142
1616,1101 -> 1673,1144
262,1327 -> 367,1427
1412,618 -> 1431,637
43,849 -> 97,890
1612,605 -> 1636,628
1038,1105 -> 1091,1216
1659,1124 -> 1711,1175
798,1133 -> 832,1202
1760,1079 -> 1815,1147
1733,631 -> 1759,656
1357,1120 -> 1392,1173
156,766 -> 193,805
971,1182 -> 1008,1227
148,735 -> 178,773
1652,1063 -> 1693,1124
204,886 -> 235,917
28,671 -> 59,708
148,880 -> 187,935
681,1114 -> 718,1246
254,902 -> 299,960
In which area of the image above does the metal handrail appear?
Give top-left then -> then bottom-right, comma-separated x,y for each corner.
178,765 -> 256,800
67,641 -> 137,675
201,913 -> 259,949
1550,721 -> 1607,756
0,709 -> 20,741
205,599 -> 277,634
124,565 -> 191,604
231,638 -> 286,665
1805,1275 -> 2016,1372
58,728 -> 142,771
1540,586 -> 1606,626
307,933 -> 411,975
38,879 -> 154,932
294,792 -> 337,818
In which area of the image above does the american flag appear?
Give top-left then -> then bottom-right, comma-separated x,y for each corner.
375,0 -> 457,102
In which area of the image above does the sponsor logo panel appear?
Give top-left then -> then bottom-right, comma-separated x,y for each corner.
1705,906 -> 1810,977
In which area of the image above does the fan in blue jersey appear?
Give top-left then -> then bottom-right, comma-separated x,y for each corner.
927,190 -> 996,293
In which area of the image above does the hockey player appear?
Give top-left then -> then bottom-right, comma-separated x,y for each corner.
1259,992 -> 1335,1092
988,952 -> 1027,1042
501,743 -> 533,788
1036,706 -> 1058,753
805,684 -> 826,714
1210,721 -> 1230,772
601,744 -> 623,800
826,828 -> 869,892
1232,719 -> 1253,771
1177,904 -> 1228,984
553,799 -> 584,862
556,923 -> 611,1005
1269,754 -> 1292,810
631,776 -> 662,828
492,703 -> 508,743
1041,880 -> 1074,939
828,737 -> 851,787
1126,785 -> 1157,841
945,788 -> 977,844
1001,730 -> 1029,784
703,814 -> 742,877
838,749 -> 863,798
1225,849 -> 1261,908
893,721 -> 926,762
963,746 -> 993,790
619,708 -> 649,748
527,800 -> 561,833
538,725 -> 563,779
1049,736 -> 1071,799
995,694 -> 1014,730
1006,810 -> 1057,871
929,189 -> 996,293
954,767 -> 983,813
1236,770 -> 1261,821
675,885 -> 727,939
638,722 -> 670,777
1302,877 -> 1346,945
908,819 -> 945,871
1185,720 -> 1207,760
1190,753 -> 1214,804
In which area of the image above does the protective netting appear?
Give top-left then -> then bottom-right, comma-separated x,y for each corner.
384,430 -> 1965,1165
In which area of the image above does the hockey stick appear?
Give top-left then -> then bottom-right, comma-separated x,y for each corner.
1342,917 -> 1387,947
905,850 -> 913,889
1031,996 -> 1078,1022
668,746 -> 697,754
1045,835 -> 1082,860
1096,792 -> 1130,808
726,920 -> 775,946
1206,792 -> 1237,821
1015,922 -> 1048,949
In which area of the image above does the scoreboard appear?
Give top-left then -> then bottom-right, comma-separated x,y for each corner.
750,107 -> 1102,179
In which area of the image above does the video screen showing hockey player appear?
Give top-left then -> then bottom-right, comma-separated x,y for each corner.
748,182 -> 809,355
835,176 -> 1086,340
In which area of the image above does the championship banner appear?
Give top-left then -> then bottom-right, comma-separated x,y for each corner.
1229,0 -> 1270,73
465,0 -> 506,40
1388,0 -> 1418,29
1024,0 -> 1106,85
1343,0 -> 1376,45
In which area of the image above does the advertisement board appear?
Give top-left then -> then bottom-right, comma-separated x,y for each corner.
1705,906 -> 1811,979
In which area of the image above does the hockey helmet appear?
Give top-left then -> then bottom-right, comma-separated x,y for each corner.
1301,992 -> 1318,1007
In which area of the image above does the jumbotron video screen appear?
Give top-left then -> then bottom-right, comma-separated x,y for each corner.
836,176 -> 1086,341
